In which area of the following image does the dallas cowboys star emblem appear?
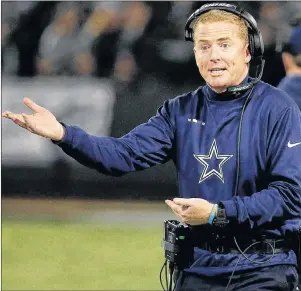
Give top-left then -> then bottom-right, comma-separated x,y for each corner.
193,139 -> 233,183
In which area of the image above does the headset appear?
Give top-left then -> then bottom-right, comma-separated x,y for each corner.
184,2 -> 265,93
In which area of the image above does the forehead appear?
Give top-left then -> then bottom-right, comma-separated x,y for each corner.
194,21 -> 241,42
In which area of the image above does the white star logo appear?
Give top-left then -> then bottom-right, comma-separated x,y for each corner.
193,139 -> 233,183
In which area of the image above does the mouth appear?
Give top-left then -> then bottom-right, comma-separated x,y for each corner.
209,68 -> 226,76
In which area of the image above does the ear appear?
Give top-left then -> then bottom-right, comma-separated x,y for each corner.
282,52 -> 295,74
244,43 -> 251,64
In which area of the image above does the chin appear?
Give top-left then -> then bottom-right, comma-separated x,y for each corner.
207,79 -> 229,92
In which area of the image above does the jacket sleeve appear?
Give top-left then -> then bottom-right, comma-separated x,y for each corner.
53,100 -> 175,176
222,106 -> 301,229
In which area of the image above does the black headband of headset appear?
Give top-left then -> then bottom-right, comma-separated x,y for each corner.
184,3 -> 264,59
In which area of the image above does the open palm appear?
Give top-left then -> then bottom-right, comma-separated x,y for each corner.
2,97 -> 65,141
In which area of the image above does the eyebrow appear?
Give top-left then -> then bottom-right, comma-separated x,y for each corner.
197,37 -> 232,43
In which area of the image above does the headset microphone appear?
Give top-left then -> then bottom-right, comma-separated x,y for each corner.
227,59 -> 265,93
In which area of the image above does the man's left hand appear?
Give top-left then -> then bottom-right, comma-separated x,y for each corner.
165,198 -> 214,225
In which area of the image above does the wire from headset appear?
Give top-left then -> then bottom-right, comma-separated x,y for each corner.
184,2 -> 265,93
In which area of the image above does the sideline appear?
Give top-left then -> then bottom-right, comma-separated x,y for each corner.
2,197 -> 177,226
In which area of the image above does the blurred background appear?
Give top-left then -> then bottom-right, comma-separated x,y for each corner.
2,1 -> 301,290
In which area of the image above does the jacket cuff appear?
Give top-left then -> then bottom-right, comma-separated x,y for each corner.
220,199 -> 238,219
51,122 -> 71,145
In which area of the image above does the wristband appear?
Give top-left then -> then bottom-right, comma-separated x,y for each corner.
208,204 -> 218,225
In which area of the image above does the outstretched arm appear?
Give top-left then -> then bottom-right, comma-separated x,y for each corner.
2,98 -> 176,176
54,100 -> 176,176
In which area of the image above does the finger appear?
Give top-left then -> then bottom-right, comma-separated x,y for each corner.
166,201 -> 182,216
165,200 -> 182,214
167,200 -> 189,211
22,113 -> 33,124
22,114 -> 35,132
2,111 -> 15,119
3,112 -> 24,123
165,199 -> 177,208
2,111 -> 10,117
2,111 -> 26,128
13,118 -> 27,128
173,198 -> 194,206
14,115 -> 26,127
24,97 -> 46,113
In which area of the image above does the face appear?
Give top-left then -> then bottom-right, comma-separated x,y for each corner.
193,21 -> 251,93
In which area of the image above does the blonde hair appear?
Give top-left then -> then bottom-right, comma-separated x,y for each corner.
193,10 -> 249,45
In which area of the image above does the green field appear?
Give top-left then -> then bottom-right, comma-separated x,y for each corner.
2,219 -> 165,290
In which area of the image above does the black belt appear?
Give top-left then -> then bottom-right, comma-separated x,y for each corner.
194,236 -> 293,254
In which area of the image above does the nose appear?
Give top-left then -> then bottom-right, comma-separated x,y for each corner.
209,45 -> 221,62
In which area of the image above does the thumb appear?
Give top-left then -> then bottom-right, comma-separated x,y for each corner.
24,97 -> 46,113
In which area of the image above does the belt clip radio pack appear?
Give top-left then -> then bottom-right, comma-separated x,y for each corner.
161,220 -> 194,291
162,220 -> 194,270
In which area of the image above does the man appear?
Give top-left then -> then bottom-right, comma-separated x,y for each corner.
2,3 -> 301,291
278,14 -> 301,291
278,23 -> 301,108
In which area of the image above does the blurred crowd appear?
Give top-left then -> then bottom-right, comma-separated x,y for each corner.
2,1 -> 301,88
1,1 -> 301,199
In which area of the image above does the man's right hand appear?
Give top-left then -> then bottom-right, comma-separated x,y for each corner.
2,97 -> 65,141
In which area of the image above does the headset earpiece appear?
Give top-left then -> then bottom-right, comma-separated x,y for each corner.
248,29 -> 255,57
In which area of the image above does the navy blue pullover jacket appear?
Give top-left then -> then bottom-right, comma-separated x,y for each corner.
278,76 -> 301,109
55,79 -> 301,275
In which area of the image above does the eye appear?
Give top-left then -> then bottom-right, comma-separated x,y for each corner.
199,44 -> 210,51
220,43 -> 230,49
